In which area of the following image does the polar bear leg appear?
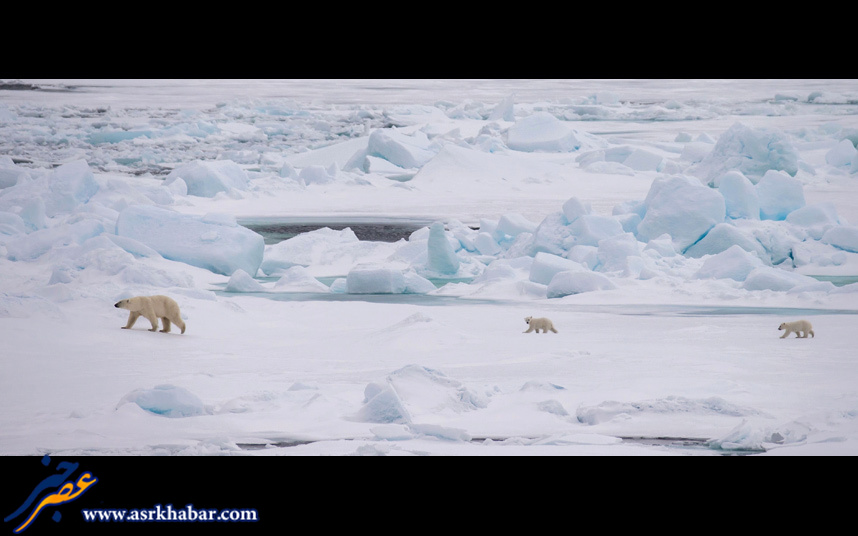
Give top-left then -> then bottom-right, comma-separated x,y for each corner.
524,326 -> 534,333
780,330 -> 790,339
174,317 -> 186,334
142,311 -> 159,332
123,311 -> 140,329
161,318 -> 171,333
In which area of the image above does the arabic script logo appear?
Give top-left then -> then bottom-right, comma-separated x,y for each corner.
4,455 -> 97,533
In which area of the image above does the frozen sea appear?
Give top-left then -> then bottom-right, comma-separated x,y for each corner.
1,78 -> 858,456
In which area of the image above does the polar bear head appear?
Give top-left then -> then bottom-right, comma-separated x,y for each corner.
524,316 -> 532,324
115,298 -> 135,310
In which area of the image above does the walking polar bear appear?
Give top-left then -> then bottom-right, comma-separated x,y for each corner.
115,295 -> 186,334
524,316 -> 557,334
779,320 -> 813,338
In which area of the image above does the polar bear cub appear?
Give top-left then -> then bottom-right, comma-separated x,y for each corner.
778,320 -> 813,338
115,295 -> 186,334
524,316 -> 557,334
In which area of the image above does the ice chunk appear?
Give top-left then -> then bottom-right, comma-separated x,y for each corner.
15,197 -> 46,231
409,423 -> 472,442
279,162 -> 298,180
225,268 -> 265,292
785,202 -> 840,240
615,212 -> 641,234
826,139 -> 857,167
622,148 -> 664,172
506,112 -> 594,152
691,122 -> 800,184
117,384 -> 208,418
366,128 -> 437,169
717,171 -> 760,220
636,175 -> 725,252
680,141 -> 713,163
569,214 -> 624,247
496,213 -> 538,237
489,95 -> 515,122
547,270 -> 617,298
164,176 -> 187,197
298,164 -> 337,185
567,244 -> 599,270
643,234 -> 677,257
684,223 -> 767,259
471,259 -> 520,283
364,155 -> 417,181
44,160 -> 99,216
529,252 -> 586,285
693,245 -> 765,281
426,222 -> 460,275
260,226 -> 360,275
821,225 -> 858,253
356,383 -> 410,424
403,271 -> 437,294
791,240 -> 849,268
525,212 -> 573,256
356,365 -> 485,424
473,232 -> 501,256
105,234 -> 162,258
562,196 -> 591,223
596,233 -> 642,272
0,159 -> 31,189
6,219 -> 104,261
164,160 -> 248,197
0,211 -> 26,236
755,170 -> 805,221
115,205 -> 264,276
742,267 -> 820,292
346,264 -> 407,294
273,266 -> 330,292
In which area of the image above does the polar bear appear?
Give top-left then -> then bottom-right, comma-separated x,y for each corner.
524,316 -> 557,334
115,295 -> 186,334
778,320 -> 813,338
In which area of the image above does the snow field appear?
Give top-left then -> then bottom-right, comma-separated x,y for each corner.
1,79 -> 858,455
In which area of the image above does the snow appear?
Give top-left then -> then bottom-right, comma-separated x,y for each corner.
1,79 -> 858,456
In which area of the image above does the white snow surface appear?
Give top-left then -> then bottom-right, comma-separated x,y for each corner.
2,79 -> 858,456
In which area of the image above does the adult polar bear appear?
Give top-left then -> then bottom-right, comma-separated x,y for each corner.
115,295 -> 186,334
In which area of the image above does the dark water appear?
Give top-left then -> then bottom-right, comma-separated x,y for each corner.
236,435 -> 761,455
239,218 -> 439,245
